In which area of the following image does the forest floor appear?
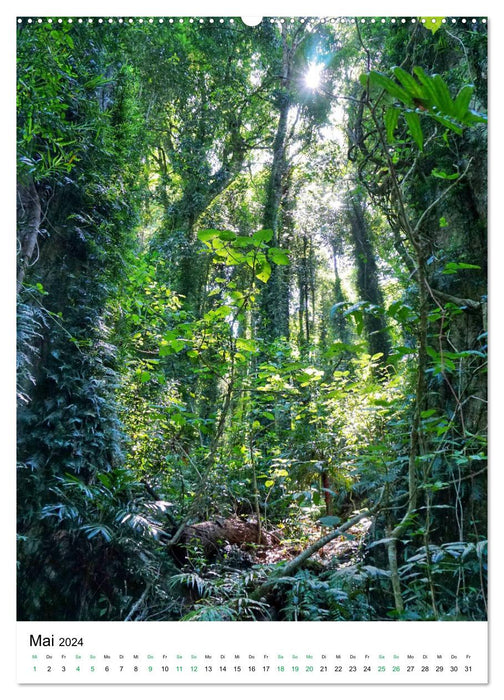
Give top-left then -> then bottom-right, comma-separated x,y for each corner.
252,516 -> 373,568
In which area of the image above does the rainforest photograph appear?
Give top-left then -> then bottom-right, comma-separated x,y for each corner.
16,16 -> 487,623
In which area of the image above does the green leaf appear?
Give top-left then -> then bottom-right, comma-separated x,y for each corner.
393,66 -> 423,98
80,524 -> 113,542
236,338 -> 257,353
389,345 -> 415,360
388,301 -> 413,320
363,71 -> 413,106
454,85 -> 474,119
268,247 -> 290,265
224,250 -> 245,265
172,413 -> 186,427
412,66 -> 439,107
319,515 -> 341,528
205,305 -> 233,320
218,230 -> 237,242
384,106 -> 400,143
252,229 -> 274,246
244,249 -> 258,268
404,111 -> 423,150
431,168 -> 459,180
235,235 -> 253,248
431,114 -> 463,135
256,260 -> 272,283
264,480 -> 275,488
432,74 -> 455,115
420,17 -> 445,34
198,229 -> 219,244
170,339 -> 186,352
343,304 -> 364,334
229,290 -> 244,303
442,262 -> 481,275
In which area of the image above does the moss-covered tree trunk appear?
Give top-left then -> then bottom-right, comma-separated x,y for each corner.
347,194 -> 391,365
259,24 -> 296,342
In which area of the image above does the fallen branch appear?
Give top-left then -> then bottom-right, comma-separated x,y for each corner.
124,584 -> 151,621
253,492 -> 384,599
281,510 -> 374,577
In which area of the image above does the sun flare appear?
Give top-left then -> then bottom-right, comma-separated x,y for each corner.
305,61 -> 324,89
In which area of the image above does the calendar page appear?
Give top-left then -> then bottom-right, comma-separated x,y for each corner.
14,0 -> 490,691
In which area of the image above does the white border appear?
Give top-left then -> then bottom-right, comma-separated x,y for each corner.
2,2 -> 500,16
3,3 -> 502,699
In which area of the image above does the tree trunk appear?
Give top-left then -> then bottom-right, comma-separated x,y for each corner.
17,179 -> 42,294
321,470 -> 334,516
259,24 -> 293,341
347,194 -> 391,365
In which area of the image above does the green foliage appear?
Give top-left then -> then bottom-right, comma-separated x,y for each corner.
17,18 -> 487,623
420,17 -> 445,35
271,564 -> 392,621
17,20 -> 152,620
18,465 -> 179,621
398,540 -> 487,619
197,228 -> 289,285
361,66 -> 486,149
170,566 -> 272,621
17,24 -> 80,183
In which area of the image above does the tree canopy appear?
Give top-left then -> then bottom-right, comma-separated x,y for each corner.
17,16 -> 487,622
